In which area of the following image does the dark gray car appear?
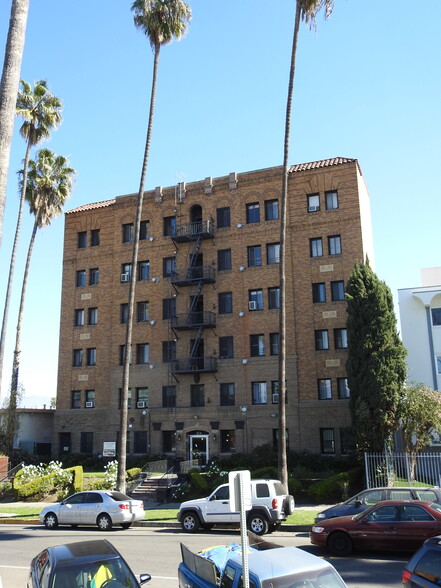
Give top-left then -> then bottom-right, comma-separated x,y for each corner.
315,486 -> 441,523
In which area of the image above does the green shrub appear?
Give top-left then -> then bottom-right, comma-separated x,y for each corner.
126,467 -> 141,482
288,476 -> 303,497
189,471 -> 209,495
308,467 -> 362,503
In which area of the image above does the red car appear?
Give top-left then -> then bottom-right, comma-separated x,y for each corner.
310,500 -> 441,556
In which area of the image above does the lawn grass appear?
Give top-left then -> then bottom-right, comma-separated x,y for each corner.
0,506 -> 319,525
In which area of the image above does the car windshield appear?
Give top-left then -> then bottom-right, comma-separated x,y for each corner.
105,491 -> 132,501
261,568 -> 347,588
51,558 -> 137,588
428,503 -> 441,514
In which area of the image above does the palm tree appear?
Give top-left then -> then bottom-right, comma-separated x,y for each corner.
117,0 -> 191,492
0,0 -> 29,247
5,148 -> 75,455
0,80 -> 62,399
278,0 -> 333,491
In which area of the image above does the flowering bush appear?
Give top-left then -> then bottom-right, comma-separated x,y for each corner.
103,460 -> 118,489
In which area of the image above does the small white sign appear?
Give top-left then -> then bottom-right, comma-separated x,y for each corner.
229,470 -> 252,512
103,442 -> 116,457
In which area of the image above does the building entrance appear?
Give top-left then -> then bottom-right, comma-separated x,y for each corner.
189,433 -> 209,467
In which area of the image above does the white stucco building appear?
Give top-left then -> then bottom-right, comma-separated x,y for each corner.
398,267 -> 441,389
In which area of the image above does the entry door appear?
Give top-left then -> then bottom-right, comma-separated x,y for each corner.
189,434 -> 209,467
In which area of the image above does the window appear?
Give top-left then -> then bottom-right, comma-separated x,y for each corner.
252,381 -> 267,404
140,220 -> 150,240
268,287 -> 280,309
163,256 -> 176,278
191,384 -> 205,407
134,431 -> 147,454
86,348 -> 96,366
331,280 -> 345,301
120,303 -> 128,324
432,308 -> 441,326
162,298 -> 176,320
249,289 -> 263,311
248,245 -> 262,267
250,334 -> 265,357
320,428 -> 335,454
162,430 -> 175,453
121,263 -> 132,281
218,248 -> 232,271
265,199 -> 279,220
71,390 -> 81,409
318,379 -> 332,400
310,238 -> 323,257
88,307 -> 98,325
266,243 -> 280,264
218,292 -> 232,314
437,356 -> 441,374
246,202 -> 260,224
216,206 -> 230,228
73,349 -> 82,367
337,377 -> 350,399
325,190 -> 338,210
315,330 -> 329,350
77,231 -> 87,248
136,343 -> 149,364
122,223 -> 134,243
312,283 -> 326,303
119,345 -> 132,366
90,229 -> 100,246
328,235 -> 342,255
118,388 -> 132,409
74,309 -> 84,327
334,328 -> 348,349
85,389 -> 95,406
162,385 -> 176,408
219,336 -> 234,359
220,430 -> 236,453
137,301 -> 149,322
89,268 -> 99,285
76,270 -> 86,287
163,215 -> 176,237
138,260 -> 150,281
270,333 -> 279,356
271,381 -> 282,403
220,383 -> 235,406
307,193 -> 320,212
162,340 -> 176,362
80,432 -> 93,454
137,387 -> 148,406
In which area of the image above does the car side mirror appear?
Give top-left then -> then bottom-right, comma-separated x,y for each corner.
209,495 -> 216,501
354,500 -> 363,507
139,574 -> 152,585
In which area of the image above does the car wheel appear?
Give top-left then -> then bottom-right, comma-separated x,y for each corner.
44,512 -> 59,529
247,512 -> 269,536
121,523 -> 132,529
284,495 -> 295,515
328,531 -> 353,556
97,513 -> 112,531
181,511 -> 200,532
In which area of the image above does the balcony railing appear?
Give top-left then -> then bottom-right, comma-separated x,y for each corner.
171,311 -> 216,330
171,265 -> 216,286
171,356 -> 217,374
170,219 -> 215,242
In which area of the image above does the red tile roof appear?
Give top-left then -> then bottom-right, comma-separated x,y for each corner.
66,198 -> 116,214
289,157 -> 360,174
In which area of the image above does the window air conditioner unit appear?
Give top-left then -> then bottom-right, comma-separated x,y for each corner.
137,401 -> 147,409
248,301 -> 257,311
85,401 -> 94,408
272,393 -> 279,404
120,273 -> 130,282
308,205 -> 319,212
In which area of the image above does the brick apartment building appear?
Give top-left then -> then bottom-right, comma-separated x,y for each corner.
53,157 -> 374,462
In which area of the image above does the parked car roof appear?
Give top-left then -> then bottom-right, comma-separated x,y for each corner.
402,534 -> 441,587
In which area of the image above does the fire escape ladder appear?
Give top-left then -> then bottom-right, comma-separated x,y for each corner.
190,326 -> 204,358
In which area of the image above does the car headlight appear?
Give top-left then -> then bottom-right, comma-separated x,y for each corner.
312,526 -> 325,534
316,513 -> 326,519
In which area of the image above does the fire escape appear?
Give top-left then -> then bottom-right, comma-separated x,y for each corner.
170,217 -> 217,374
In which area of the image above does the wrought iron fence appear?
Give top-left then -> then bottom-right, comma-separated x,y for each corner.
365,452 -> 441,488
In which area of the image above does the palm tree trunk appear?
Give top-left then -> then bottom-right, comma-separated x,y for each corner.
6,218 -> 37,455
0,137 -> 31,399
0,0 -> 29,247
278,2 -> 301,492
117,44 -> 161,492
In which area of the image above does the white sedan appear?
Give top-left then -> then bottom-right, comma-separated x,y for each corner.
40,490 -> 145,530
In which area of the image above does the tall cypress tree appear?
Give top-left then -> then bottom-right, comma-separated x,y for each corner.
346,260 -> 407,454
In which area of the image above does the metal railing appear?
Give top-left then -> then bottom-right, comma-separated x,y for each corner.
365,452 -> 441,488
0,461 -> 23,483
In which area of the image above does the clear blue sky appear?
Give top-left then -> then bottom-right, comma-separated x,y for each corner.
0,0 -> 440,408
